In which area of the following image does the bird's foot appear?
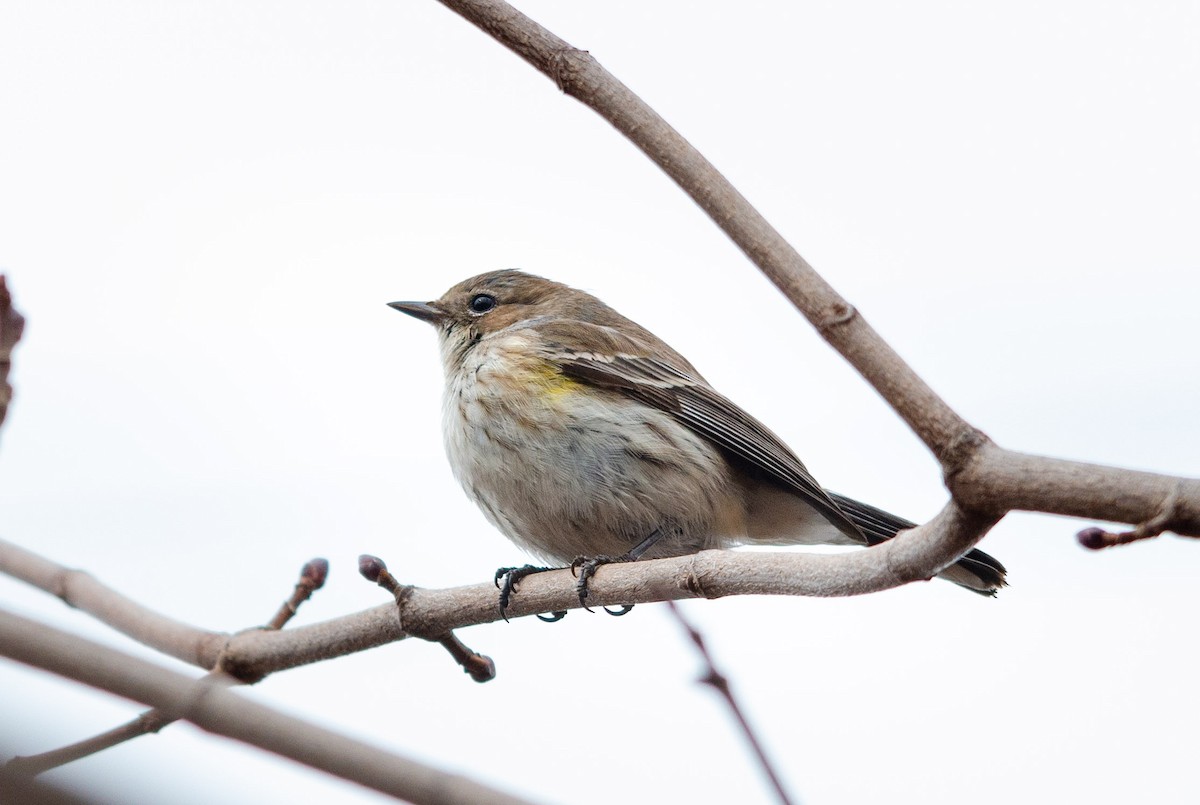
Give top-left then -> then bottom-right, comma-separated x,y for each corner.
570,555 -> 635,615
494,564 -> 558,622
494,566 -> 549,623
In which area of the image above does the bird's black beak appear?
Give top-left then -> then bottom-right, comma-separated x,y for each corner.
388,300 -> 447,325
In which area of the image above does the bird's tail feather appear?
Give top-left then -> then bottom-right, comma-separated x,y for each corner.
827,492 -> 1007,596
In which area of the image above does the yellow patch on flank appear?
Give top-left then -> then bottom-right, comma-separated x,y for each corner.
523,361 -> 583,399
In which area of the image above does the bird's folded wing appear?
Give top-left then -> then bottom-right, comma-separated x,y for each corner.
540,320 -> 867,544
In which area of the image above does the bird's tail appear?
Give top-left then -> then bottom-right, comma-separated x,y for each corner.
827,492 -> 1007,596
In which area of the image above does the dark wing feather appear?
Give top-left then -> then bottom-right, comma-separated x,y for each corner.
828,492 -> 1008,594
539,320 -> 867,544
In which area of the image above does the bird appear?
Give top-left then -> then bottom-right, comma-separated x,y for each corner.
389,269 -> 1005,616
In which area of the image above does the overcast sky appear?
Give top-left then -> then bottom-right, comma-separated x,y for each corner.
2,2 -> 1198,803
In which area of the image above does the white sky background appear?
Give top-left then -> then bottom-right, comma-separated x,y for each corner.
1,1 -> 1198,803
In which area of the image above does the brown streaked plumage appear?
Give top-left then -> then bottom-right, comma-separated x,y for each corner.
390,269 -> 1006,597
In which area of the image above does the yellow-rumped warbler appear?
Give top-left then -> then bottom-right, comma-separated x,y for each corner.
390,270 -> 1005,613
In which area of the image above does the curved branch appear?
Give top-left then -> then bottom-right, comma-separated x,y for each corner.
435,0 -> 975,464
432,0 -> 1200,540
3,503 -> 993,683
221,503 -> 996,679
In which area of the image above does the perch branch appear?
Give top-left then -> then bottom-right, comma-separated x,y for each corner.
3,503 -> 990,684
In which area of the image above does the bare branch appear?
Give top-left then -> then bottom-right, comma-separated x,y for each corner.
433,0 -> 973,464
951,446 -> 1200,538
0,609 -> 540,805
266,558 -> 330,630
3,672 -> 238,777
0,539 -> 227,668
666,602 -> 795,805
360,554 -> 496,683
429,0 -> 1200,546
222,503 -> 997,680
3,504 -> 990,688
0,770 -> 91,805
1,518 -> 982,792
6,558 -> 332,775
1076,480 -> 1183,548
433,632 -> 497,684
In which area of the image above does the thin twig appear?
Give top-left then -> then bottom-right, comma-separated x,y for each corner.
360,554 -> 496,683
2,671 -> 238,777
665,602 -> 796,805
266,558 -> 329,630
1077,481 -> 1184,549
434,632 -> 496,683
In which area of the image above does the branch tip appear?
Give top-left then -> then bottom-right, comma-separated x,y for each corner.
437,633 -> 497,684
267,557 -> 332,630
1077,527 -> 1109,550
1077,524 -> 1161,550
301,558 -> 329,589
358,554 -> 387,584
1077,484 -> 1182,549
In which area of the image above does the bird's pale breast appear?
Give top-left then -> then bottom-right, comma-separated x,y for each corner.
441,329 -> 744,563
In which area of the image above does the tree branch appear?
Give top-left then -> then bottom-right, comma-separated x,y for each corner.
4,671 -> 239,777
5,559 -> 331,775
0,609 -> 540,805
430,0 -> 1200,543
666,602 -> 795,805
3,503 -> 989,684
951,445 -> 1200,537
434,0 -> 974,464
0,539 -> 226,668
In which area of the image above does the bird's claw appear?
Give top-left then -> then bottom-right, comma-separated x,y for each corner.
494,564 -> 551,622
571,555 -> 637,614
495,560 -> 633,621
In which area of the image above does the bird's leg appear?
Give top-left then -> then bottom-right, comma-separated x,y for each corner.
571,528 -> 668,615
493,564 -> 565,622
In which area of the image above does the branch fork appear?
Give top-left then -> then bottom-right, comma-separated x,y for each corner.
359,554 -> 496,683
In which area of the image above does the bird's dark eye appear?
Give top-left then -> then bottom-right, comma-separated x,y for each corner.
469,294 -> 496,314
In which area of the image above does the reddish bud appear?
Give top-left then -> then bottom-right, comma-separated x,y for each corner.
1077,527 -> 1110,550
465,654 -> 497,684
358,554 -> 387,582
302,558 -> 329,588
